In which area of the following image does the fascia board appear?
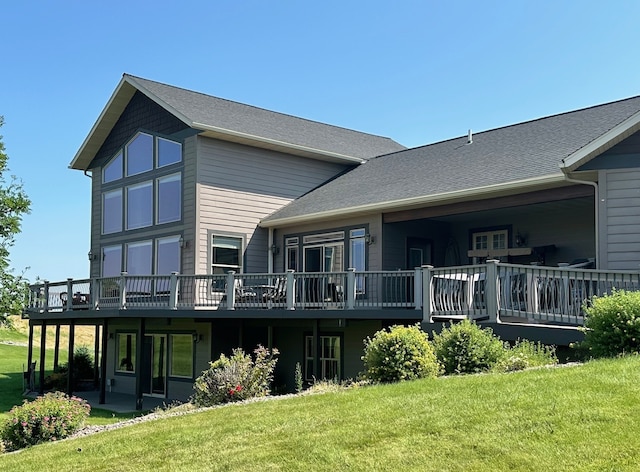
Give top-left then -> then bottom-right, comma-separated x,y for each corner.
192,122 -> 367,164
69,77 -> 135,170
260,174 -> 566,228
560,110 -> 640,172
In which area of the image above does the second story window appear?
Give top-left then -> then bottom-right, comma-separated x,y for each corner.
211,235 -> 242,275
126,133 -> 154,176
100,133 -> 182,235
126,181 -> 153,230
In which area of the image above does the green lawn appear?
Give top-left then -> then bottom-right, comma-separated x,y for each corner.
2,356 -> 640,471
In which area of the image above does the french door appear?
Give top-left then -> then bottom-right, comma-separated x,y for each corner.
142,334 -> 167,397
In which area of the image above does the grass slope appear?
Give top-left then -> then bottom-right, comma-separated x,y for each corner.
2,357 -> 640,471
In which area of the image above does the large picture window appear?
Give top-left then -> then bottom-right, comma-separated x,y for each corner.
170,334 -> 193,378
157,174 -> 181,224
102,245 -> 122,277
102,189 -> 122,234
103,151 -> 123,183
116,333 -> 136,373
126,240 -> 152,293
126,133 -> 153,176
126,181 -> 153,230
157,137 -> 182,167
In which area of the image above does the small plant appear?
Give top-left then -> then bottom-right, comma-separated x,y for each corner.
1,392 -> 90,451
432,320 -> 506,374
362,324 -> 441,383
494,339 -> 558,372
575,289 -> 640,358
294,362 -> 303,393
192,345 -> 279,407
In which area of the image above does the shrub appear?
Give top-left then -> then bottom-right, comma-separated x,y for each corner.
1,392 -> 90,451
43,346 -> 95,391
192,345 -> 279,407
494,339 -> 558,373
432,320 -> 506,374
576,289 -> 640,358
362,324 -> 441,383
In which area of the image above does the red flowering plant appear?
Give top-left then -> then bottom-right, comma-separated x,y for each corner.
192,345 -> 279,406
1,392 -> 90,451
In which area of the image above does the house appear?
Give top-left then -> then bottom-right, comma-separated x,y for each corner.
24,75 -> 640,409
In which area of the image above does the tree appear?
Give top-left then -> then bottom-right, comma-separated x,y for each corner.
0,116 -> 31,326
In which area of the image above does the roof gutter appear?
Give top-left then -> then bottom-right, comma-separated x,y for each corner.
260,173 -> 567,228
192,122 -> 367,164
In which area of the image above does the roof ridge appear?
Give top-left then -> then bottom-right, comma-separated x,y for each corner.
123,73 -> 402,143
365,93 -> 640,159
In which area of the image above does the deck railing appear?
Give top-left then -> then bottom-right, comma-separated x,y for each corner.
25,263 -> 640,327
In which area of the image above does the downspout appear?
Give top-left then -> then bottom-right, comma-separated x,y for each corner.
563,174 -> 599,269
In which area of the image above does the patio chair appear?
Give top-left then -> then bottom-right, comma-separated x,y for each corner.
262,277 -> 287,304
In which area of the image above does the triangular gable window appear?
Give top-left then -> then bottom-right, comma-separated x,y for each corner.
103,151 -> 123,183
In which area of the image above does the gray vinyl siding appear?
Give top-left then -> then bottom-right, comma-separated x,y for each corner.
196,137 -> 349,274
181,135 -> 197,275
579,130 -> 640,171
599,169 -> 640,270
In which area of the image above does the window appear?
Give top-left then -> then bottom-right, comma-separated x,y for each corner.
126,181 -> 153,230
116,333 -> 136,373
157,137 -> 182,167
170,334 -> 193,378
156,173 -> 181,224
126,133 -> 153,176
305,335 -> 341,381
350,229 -> 366,293
473,229 -> 508,251
286,238 -> 299,272
102,245 -> 122,277
126,240 -> 152,293
156,236 -> 181,292
103,151 -> 123,183
211,235 -> 242,275
102,189 -> 122,234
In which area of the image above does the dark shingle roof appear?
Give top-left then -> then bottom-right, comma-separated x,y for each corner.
262,95 -> 640,225
126,75 -> 405,160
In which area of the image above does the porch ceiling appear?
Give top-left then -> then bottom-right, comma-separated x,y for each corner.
383,184 -> 594,223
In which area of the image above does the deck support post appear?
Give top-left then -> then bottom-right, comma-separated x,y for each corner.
38,321 -> 47,395
99,319 -> 108,404
53,324 -> 61,371
422,265 -> 433,322
485,260 -> 500,323
67,321 -> 76,395
94,325 -> 100,387
135,318 -> 145,411
27,322 -> 34,391
313,319 -> 320,380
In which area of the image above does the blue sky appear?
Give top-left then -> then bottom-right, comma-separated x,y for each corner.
2,0 -> 640,282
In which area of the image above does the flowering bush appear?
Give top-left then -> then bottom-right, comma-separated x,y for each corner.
1,392 -> 90,451
432,320 -> 506,374
362,324 -> 441,383
192,345 -> 279,407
